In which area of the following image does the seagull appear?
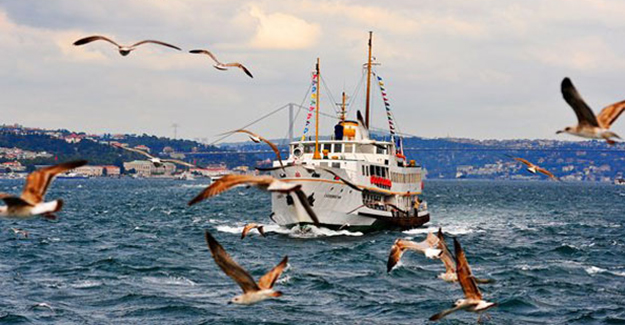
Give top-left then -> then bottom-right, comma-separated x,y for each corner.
0,160 -> 87,220
435,228 -> 494,284
73,35 -> 181,56
10,227 -> 29,238
510,157 -> 558,180
189,49 -> 254,78
557,77 -> 625,144
387,232 -> 442,272
429,238 -> 497,322
241,223 -> 266,239
112,144 -> 195,168
227,129 -> 284,170
204,230 -> 287,305
188,174 -> 320,226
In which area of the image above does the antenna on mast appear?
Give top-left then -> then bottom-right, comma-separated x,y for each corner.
365,31 -> 373,128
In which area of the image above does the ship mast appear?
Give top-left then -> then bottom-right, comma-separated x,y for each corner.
365,31 -> 373,128
313,58 -> 321,159
340,91 -> 346,122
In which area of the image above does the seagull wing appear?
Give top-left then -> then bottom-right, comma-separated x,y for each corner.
387,239 -> 407,272
188,175 -> 274,206
536,166 -> 557,180
21,160 -> 87,205
233,130 -> 284,169
513,157 -> 532,167
561,77 -> 600,127
114,144 -> 155,159
204,231 -> 260,293
131,40 -> 181,51
258,137 -> 285,169
1,195 -> 33,208
224,63 -> 253,78
317,167 -> 363,192
425,231 -> 440,248
292,188 -> 320,226
437,228 -> 456,274
189,49 -> 222,65
597,99 -> 625,129
241,224 -> 255,239
73,35 -> 120,47
257,256 -> 288,290
161,159 -> 196,168
429,302 -> 476,321
454,238 -> 482,300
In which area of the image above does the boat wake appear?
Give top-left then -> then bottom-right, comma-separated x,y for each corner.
215,224 -> 363,238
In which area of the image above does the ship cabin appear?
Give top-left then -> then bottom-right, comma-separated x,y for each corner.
279,119 -> 424,201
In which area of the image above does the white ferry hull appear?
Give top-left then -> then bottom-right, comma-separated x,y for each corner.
270,166 -> 430,232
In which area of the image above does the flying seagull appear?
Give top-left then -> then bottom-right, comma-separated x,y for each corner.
241,223 -> 266,239
73,35 -> 181,56
510,157 -> 558,180
204,230 -> 287,305
0,160 -> 87,220
387,232 -> 442,272
188,174 -> 320,226
429,238 -> 497,322
435,228 -> 494,284
189,49 -> 253,78
112,144 -> 195,168
227,129 -> 284,170
557,77 -> 625,144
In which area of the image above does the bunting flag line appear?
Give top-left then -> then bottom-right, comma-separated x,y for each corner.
301,72 -> 318,141
375,73 -> 404,157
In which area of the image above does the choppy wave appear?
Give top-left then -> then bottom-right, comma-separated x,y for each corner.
1,179 -> 624,324
585,266 -> 625,277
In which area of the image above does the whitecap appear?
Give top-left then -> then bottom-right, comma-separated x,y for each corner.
180,184 -> 209,188
276,275 -> 291,285
215,225 -> 243,234
585,266 -> 625,277
403,225 -> 473,236
72,280 -> 102,289
142,276 -> 196,286
285,225 -> 363,238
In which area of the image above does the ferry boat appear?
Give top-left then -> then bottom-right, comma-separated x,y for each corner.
268,32 -> 430,232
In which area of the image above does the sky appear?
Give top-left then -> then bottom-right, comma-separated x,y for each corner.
1,0 -> 624,143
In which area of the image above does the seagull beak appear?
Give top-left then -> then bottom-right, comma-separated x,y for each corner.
227,301 -> 232,305
555,130 -> 563,134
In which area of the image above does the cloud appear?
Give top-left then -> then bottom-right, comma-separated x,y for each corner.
248,5 -> 320,50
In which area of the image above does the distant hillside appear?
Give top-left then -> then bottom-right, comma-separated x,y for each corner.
222,136 -> 625,181
0,132 -> 224,169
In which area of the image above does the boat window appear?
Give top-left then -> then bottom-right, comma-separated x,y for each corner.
344,143 -> 353,153
333,144 -> 342,153
357,144 -> 375,154
320,162 -> 329,167
323,143 -> 332,152
332,162 -> 340,169
370,165 -> 375,176
304,144 -> 313,153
